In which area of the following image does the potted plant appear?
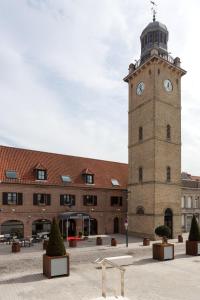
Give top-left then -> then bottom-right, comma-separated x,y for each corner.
186,215 -> 200,255
143,237 -> 150,246
178,235 -> 183,243
69,238 -> 77,247
153,225 -> 174,261
43,218 -> 70,278
96,236 -> 102,245
12,242 -> 21,253
111,238 -> 117,246
78,232 -> 83,238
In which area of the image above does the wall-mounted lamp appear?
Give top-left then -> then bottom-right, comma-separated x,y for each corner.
12,208 -> 16,212
42,208 -> 46,212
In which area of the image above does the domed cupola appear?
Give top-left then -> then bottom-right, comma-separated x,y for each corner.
140,19 -> 169,64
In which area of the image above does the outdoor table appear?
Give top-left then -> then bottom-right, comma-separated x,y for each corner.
19,239 -> 32,247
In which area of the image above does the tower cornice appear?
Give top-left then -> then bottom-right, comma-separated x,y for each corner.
123,54 -> 186,83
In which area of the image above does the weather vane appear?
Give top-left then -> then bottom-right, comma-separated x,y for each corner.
150,1 -> 157,22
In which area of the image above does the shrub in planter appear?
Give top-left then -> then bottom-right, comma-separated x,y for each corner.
155,225 -> 171,243
186,215 -> 200,255
43,218 -> 69,278
153,225 -> 174,261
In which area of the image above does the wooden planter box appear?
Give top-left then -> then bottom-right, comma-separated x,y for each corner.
153,243 -> 174,261
12,242 -> 21,253
96,237 -> 102,245
143,237 -> 150,246
186,240 -> 200,256
111,238 -> 117,246
69,239 -> 77,247
43,254 -> 70,279
43,240 -> 49,250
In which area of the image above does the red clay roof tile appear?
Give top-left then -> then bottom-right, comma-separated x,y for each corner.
0,146 -> 128,189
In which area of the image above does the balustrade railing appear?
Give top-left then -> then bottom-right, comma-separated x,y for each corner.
134,52 -> 174,70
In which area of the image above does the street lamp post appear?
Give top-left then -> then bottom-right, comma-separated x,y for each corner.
124,219 -> 128,247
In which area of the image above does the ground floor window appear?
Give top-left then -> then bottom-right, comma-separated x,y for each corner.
186,215 -> 193,232
182,215 -> 185,227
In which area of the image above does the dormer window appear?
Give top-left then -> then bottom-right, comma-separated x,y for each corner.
36,169 -> 47,180
85,174 -> 94,184
34,163 -> 47,181
82,168 -> 94,184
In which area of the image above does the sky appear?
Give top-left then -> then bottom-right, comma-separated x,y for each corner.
0,0 -> 200,174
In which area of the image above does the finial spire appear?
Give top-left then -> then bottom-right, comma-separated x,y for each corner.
150,1 -> 157,21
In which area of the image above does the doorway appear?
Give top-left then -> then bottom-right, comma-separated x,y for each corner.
113,217 -> 119,233
164,208 -> 173,238
90,218 -> 98,235
68,219 -> 76,236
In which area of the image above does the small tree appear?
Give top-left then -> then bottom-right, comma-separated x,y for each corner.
46,218 -> 66,256
155,225 -> 171,243
188,215 -> 200,241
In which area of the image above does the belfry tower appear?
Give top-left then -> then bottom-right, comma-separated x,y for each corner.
124,17 -> 186,239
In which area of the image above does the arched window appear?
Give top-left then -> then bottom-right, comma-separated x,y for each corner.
160,32 -> 163,43
139,126 -> 143,141
136,206 -> 145,215
139,167 -> 143,183
1,220 -> 24,238
166,166 -> 171,182
166,124 -> 171,140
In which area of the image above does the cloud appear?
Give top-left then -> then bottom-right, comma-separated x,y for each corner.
0,0 -> 200,172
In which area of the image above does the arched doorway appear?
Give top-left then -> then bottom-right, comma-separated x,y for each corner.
32,219 -> 51,236
113,217 -> 119,233
164,208 -> 173,238
1,220 -> 24,238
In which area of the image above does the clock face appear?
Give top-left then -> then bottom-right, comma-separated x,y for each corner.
164,79 -> 173,92
136,82 -> 145,96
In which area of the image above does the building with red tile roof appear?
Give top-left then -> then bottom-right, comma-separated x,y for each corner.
0,146 -> 128,238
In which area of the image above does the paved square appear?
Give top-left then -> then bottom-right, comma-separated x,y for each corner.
0,234 -> 200,300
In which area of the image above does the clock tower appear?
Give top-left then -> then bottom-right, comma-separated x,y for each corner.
124,19 -> 186,239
